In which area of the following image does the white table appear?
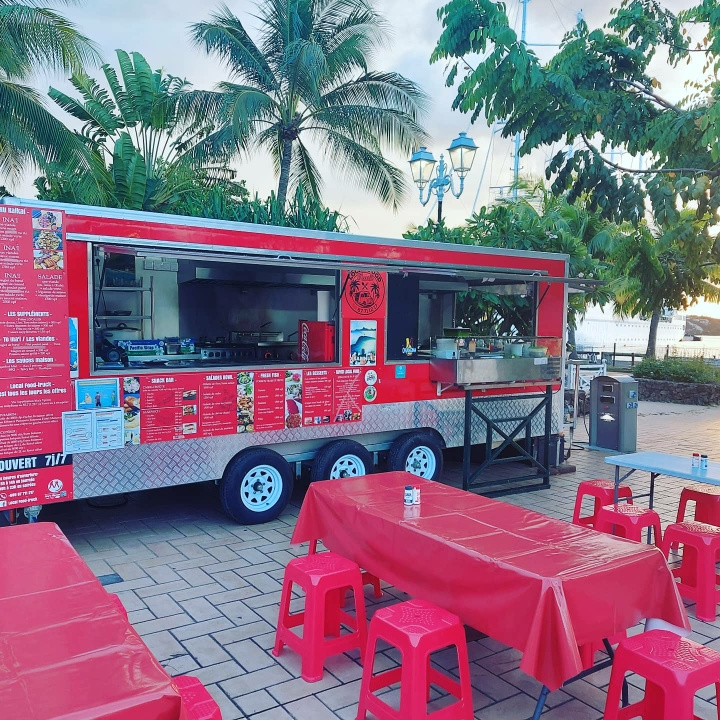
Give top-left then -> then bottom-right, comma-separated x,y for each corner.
605,451 -> 720,508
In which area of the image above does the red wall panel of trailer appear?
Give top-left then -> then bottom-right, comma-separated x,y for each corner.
0,199 -> 569,513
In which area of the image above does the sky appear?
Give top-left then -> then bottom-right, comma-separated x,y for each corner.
13,0 -> 720,315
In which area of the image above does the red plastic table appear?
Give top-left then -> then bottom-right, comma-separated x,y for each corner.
0,522 -> 188,720
292,472 -> 689,692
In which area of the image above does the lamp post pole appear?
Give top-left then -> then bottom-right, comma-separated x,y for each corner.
409,133 -> 478,223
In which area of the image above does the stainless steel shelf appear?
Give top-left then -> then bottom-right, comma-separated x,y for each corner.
96,315 -> 151,320
102,287 -> 151,292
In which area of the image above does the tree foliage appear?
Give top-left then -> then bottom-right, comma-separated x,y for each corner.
36,49 -> 229,210
431,0 -> 720,235
0,0 -> 99,179
188,0 -> 428,208
405,185 -> 614,337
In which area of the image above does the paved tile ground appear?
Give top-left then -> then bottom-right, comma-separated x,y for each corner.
29,401 -> 720,719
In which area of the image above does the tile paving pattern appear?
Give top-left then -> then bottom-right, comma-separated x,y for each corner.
32,401 -> 720,719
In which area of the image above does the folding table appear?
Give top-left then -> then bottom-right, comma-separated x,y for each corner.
606,451 -> 720,506
292,471 -> 689,718
0,522 -> 188,720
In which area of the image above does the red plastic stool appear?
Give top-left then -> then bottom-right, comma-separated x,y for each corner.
356,599 -> 474,720
107,592 -> 128,620
595,503 -> 663,544
309,540 -> 382,600
604,630 -> 720,719
173,676 -> 222,720
362,571 -> 382,598
273,551 -> 367,682
572,479 -> 633,528
661,522 -> 720,622
677,483 -> 720,526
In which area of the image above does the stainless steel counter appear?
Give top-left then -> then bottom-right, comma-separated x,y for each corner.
429,355 -> 562,388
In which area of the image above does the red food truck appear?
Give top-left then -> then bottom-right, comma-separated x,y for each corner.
0,199 -> 569,524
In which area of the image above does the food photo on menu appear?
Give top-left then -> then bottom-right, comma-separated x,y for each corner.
122,377 -> 140,445
237,371 -> 254,433
285,371 -> 302,429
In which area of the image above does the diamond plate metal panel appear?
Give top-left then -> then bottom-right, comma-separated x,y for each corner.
72,394 -> 562,498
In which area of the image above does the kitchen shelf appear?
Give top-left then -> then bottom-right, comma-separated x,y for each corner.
128,353 -> 202,361
102,287 -> 151,292
96,315 -> 152,320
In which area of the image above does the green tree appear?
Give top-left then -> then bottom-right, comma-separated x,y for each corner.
188,0 -> 428,209
0,0 -> 99,180
165,179 -> 350,232
591,213 -> 720,357
36,49 -> 228,210
431,0 -> 720,232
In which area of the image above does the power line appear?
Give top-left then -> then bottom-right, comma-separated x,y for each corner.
549,0 -> 568,31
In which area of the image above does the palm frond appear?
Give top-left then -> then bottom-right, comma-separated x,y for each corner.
189,3 -> 278,92
0,4 -> 100,79
49,70 -> 123,138
314,126 -> 407,210
0,77 -> 82,177
290,136 -> 323,200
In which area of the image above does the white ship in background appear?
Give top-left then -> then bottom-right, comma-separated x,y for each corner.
574,305 -> 687,354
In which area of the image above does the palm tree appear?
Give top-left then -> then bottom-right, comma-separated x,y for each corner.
593,215 -> 720,358
0,0 -> 99,180
188,0 -> 428,209
39,49 -> 230,210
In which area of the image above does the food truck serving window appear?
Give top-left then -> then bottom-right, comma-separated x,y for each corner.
92,245 -> 339,372
385,271 -> 537,361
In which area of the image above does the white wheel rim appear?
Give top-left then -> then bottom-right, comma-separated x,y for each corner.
405,446 -> 437,478
329,454 -> 366,479
239,465 -> 283,512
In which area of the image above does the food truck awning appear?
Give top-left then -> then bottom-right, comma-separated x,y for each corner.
76,237 -> 583,287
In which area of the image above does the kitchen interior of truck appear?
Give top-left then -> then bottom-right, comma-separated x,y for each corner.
92,244 -> 340,371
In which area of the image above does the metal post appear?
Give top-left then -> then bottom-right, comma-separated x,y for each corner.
613,342 -> 617,367
463,390 -> 472,491
437,200 -> 443,223
572,362 -> 581,430
513,0 -> 530,198
543,385 -> 552,483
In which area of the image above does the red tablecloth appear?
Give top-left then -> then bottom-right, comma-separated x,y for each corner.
292,472 -> 689,691
0,522 -> 187,720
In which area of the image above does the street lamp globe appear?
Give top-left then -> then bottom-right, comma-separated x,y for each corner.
447,132 -> 478,179
408,147 -> 437,189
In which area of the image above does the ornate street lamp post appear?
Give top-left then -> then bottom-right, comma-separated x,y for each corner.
409,132 -> 478,222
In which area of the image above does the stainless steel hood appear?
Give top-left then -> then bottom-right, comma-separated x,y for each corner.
177,263 -> 337,288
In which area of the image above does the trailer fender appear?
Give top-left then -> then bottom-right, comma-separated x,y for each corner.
387,430 -> 444,481
220,447 -> 293,525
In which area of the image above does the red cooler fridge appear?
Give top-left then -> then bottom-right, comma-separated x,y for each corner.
299,321 -> 335,362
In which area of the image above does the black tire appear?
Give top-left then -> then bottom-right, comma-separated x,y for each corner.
220,447 -> 293,525
387,431 -> 443,481
310,439 -> 374,482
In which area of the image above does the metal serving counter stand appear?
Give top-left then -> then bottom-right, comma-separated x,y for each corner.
430,353 -> 563,495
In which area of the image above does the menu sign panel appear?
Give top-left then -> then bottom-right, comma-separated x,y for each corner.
0,205 -> 73,508
121,366 -> 364,446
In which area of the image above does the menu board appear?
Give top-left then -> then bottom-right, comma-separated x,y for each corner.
199,373 -> 237,437
302,368 -> 363,425
121,366 -> 364,446
332,368 -> 364,422
0,206 -> 73,509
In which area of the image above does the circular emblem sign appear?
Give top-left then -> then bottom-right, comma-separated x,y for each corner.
48,478 -> 64,493
346,271 -> 385,316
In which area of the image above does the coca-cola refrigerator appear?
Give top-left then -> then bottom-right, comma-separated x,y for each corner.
299,321 -> 335,362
